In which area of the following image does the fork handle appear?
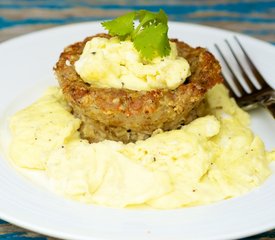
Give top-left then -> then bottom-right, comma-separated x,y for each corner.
261,91 -> 275,118
265,103 -> 275,118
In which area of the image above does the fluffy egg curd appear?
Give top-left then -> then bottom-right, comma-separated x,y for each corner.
74,37 -> 191,91
9,85 -> 274,209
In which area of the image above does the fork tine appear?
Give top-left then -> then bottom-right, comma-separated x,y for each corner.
234,36 -> 269,88
214,43 -> 245,96
225,39 -> 257,92
221,73 -> 238,98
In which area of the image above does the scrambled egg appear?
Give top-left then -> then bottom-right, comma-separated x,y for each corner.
9,88 -> 80,169
9,85 -> 274,209
74,37 -> 191,91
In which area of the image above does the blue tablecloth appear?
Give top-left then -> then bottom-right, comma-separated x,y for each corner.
0,0 -> 274,239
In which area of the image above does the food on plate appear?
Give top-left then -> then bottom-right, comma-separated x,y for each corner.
54,10 -> 222,143
9,84 -> 274,208
8,10 -> 274,209
9,87 -> 81,170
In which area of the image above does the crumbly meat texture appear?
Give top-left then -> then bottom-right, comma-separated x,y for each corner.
54,34 -> 223,143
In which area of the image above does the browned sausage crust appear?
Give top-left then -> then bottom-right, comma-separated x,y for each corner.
54,33 -> 223,143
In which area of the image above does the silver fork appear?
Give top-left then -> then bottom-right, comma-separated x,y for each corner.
214,37 -> 275,118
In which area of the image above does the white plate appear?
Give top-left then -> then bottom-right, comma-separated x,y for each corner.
0,22 -> 275,240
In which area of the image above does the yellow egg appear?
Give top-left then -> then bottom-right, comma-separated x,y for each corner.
8,84 -> 274,209
74,37 -> 191,91
9,87 -> 81,169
